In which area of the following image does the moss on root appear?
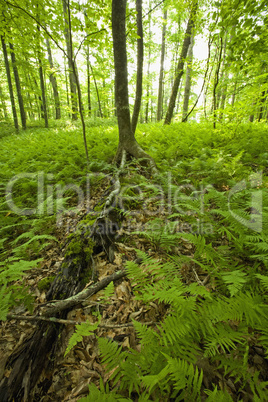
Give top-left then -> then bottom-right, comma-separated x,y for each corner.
37,276 -> 56,291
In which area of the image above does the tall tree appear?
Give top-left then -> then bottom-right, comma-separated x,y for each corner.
131,0 -> 144,133
1,35 -> 19,129
164,0 -> 198,125
46,38 -> 61,120
112,0 -> 156,171
182,35 -> 194,122
86,45 -> 91,117
62,0 -> 78,120
37,24 -> 49,128
9,43 -> 27,129
145,0 -> 152,124
157,9 -> 167,122
0,83 -> 8,119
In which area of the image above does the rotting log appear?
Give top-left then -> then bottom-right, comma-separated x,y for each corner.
0,155 -> 128,402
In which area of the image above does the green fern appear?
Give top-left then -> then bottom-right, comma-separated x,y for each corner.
0,258 -> 41,320
65,320 -> 100,356
221,269 -> 248,296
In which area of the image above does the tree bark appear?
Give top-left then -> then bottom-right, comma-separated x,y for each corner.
164,0 -> 198,125
89,61 -> 103,118
182,35 -> 194,122
213,35 -> 223,129
86,45 -> 91,117
0,83 -> 8,120
145,0 -> 152,124
46,38 -> 61,119
258,88 -> 268,122
1,35 -> 19,130
62,0 -> 78,120
64,55 -> 71,118
131,0 -> 144,133
37,25 -> 49,128
112,0 -> 157,172
157,9 -> 167,121
9,43 -> 27,129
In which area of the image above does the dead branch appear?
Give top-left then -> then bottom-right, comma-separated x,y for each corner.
6,314 -> 157,328
42,269 -> 127,316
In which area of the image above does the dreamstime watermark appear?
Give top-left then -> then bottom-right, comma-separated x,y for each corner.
5,170 -> 263,234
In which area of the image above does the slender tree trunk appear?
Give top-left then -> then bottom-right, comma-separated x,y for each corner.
63,0 -> 88,161
182,35 -> 194,122
89,62 -> 103,118
157,9 -> 167,122
9,43 -> 27,129
25,72 -> 35,120
216,34 -> 227,108
231,80 -> 236,107
62,0 -> 78,120
258,89 -> 268,121
145,1 -> 152,124
86,46 -> 91,117
164,0 -> 198,125
64,56 -> 71,118
37,25 -> 48,128
0,83 -> 8,119
1,35 -> 19,129
46,38 -> 61,119
219,78 -> 227,121
131,0 -> 144,133
213,35 -> 223,129
38,62 -> 49,127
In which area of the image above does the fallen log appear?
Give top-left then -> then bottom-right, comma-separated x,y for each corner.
0,155 -> 128,401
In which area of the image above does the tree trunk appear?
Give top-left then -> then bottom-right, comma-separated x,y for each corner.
38,63 -> 49,127
46,38 -> 61,119
89,61 -> 103,118
182,35 -> 194,122
157,9 -> 167,122
258,89 -> 268,121
164,0 -> 198,125
0,83 -> 8,120
62,0 -> 88,161
145,1 -> 152,124
9,43 -> 27,129
1,35 -> 19,130
86,46 -> 91,117
131,0 -> 144,134
112,0 -> 156,171
213,35 -> 223,129
64,56 -> 71,118
62,0 -> 78,120
37,25 -> 49,128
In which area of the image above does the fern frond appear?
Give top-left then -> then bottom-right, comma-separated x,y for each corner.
204,386 -> 234,401
163,355 -> 203,401
65,320 -> 99,356
221,270 -> 247,296
255,273 -> 268,291
204,323 -> 246,357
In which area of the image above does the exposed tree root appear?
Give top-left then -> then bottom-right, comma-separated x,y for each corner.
114,140 -> 158,175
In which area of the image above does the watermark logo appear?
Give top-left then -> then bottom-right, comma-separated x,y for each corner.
5,171 -> 263,234
228,171 -> 262,232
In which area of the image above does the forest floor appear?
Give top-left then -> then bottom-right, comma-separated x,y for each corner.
0,120 -> 268,401
1,171 -> 267,401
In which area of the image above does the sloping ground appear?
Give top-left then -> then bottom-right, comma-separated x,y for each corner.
1,165 -> 268,401
0,121 -> 268,401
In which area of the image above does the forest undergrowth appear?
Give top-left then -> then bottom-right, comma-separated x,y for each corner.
0,119 -> 268,401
